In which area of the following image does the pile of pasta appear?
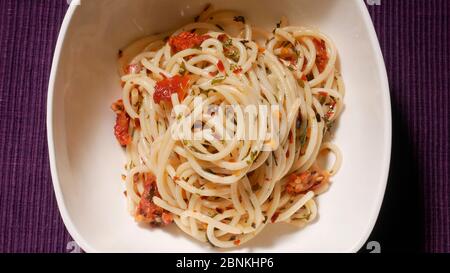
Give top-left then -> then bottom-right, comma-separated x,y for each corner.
112,7 -> 344,248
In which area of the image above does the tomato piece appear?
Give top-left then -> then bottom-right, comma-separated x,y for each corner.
153,75 -> 190,104
217,60 -> 225,72
111,100 -> 131,146
286,169 -> 330,195
169,31 -> 211,53
135,173 -> 173,226
313,38 -> 328,73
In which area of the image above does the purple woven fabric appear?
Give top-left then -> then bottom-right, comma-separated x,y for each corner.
0,0 -> 448,253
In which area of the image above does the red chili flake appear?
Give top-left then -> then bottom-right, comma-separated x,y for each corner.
329,101 -> 337,110
233,67 -> 243,74
233,239 -> 241,246
289,131 -> 294,144
134,118 -> 141,130
209,71 -> 218,77
271,211 -> 280,223
153,75 -> 190,104
215,207 -> 224,214
218,34 -> 229,42
301,61 -> 308,72
168,31 -> 211,53
111,100 -> 131,146
313,38 -> 328,73
135,173 -> 173,226
217,60 -> 225,72
301,74 -> 308,81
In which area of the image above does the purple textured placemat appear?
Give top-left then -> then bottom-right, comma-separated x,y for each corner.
0,0 -> 448,253
366,0 -> 449,253
0,0 -> 71,252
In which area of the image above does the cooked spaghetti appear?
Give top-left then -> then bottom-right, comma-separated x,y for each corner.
112,7 -> 344,248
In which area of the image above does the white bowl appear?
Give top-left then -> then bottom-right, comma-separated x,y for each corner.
48,0 -> 391,253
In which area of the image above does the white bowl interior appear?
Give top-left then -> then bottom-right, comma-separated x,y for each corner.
49,0 -> 391,252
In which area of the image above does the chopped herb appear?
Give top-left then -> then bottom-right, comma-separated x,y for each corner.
246,150 -> 258,164
179,62 -> 187,75
273,155 -> 278,166
294,48 -> 301,58
233,16 -> 246,24
280,41 -> 290,47
240,40 -> 250,45
306,74 -> 314,81
223,38 -> 232,47
251,223 -> 256,228
299,124 -> 308,146
327,120 -> 335,131
224,46 -> 240,62
251,150 -> 258,161
319,95 -> 327,104
272,21 -> 281,34
199,88 -> 212,96
324,116 -> 335,132
211,76 -> 226,85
